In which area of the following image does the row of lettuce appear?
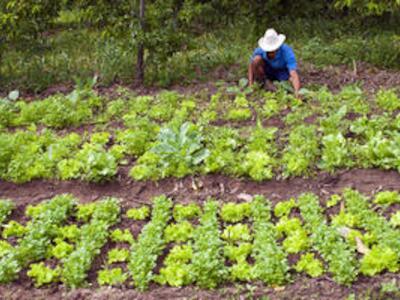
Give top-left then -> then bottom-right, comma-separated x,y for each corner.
1,189 -> 400,288
1,106 -> 399,183
1,83 -> 399,130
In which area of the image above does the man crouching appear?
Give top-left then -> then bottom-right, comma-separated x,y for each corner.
248,28 -> 301,98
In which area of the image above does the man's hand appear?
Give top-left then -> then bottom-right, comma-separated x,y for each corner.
289,70 -> 301,98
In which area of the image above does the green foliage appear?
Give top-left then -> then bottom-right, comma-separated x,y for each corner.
376,89 -> 400,112
173,203 -> 201,222
390,211 -> 400,227
274,199 -> 297,218
360,246 -> 399,276
295,253 -> 324,278
0,200 -> 14,225
224,243 -> 253,263
251,195 -> 289,285
128,195 -> 172,291
2,220 -> 27,239
0,0 -> 62,43
226,108 -> 252,121
97,268 -> 128,286
373,191 -> 400,205
110,229 -> 135,245
222,224 -> 252,243
0,241 -> 12,258
62,198 -> 121,288
156,263 -> 193,287
242,151 -> 274,181
282,228 -> 310,254
131,122 -> 209,179
334,0 -> 400,16
298,193 -> 357,284
164,221 -> 194,243
58,225 -> 80,242
27,263 -> 60,287
76,203 -> 96,222
275,217 -> 303,237
203,127 -> 241,175
156,245 -> 194,287
0,195 -> 75,283
51,239 -> 74,260
220,202 -> 251,223
327,194 -> 341,208
126,206 -> 150,220
107,248 -> 130,264
229,261 -> 254,282
319,133 -> 352,172
282,125 -> 319,177
191,200 -> 227,288
343,189 -> 400,261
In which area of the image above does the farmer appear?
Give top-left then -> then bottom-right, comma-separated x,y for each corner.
248,28 -> 301,98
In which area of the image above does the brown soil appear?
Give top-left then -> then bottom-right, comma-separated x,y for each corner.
17,61 -> 400,101
300,61 -> 400,94
1,169 -> 400,300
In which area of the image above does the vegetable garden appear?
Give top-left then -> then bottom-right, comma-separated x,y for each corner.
1,80 -> 400,299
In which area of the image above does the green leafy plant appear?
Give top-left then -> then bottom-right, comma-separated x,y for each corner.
298,193 -> 357,284
0,241 -> 12,258
27,263 -> 60,287
242,151 -> 275,181
126,206 -> 150,220
164,221 -> 194,243
111,229 -> 135,244
226,108 -> 252,121
390,211 -> 400,227
229,261 -> 254,282
327,194 -> 341,208
360,245 -> 399,276
2,220 -> 27,239
282,125 -> 319,177
319,132 -> 352,172
274,198 -> 297,218
251,195 -> 289,285
58,225 -> 80,242
51,239 -> 74,259
0,195 -> 75,283
282,228 -> 310,254
173,203 -> 201,221
128,195 -> 172,291
220,202 -> 251,223
76,203 -> 96,222
0,200 -> 14,225
376,89 -> 400,112
191,200 -> 227,288
107,248 -> 130,264
131,122 -> 209,179
156,245 -> 194,287
224,243 -> 252,263
222,224 -> 252,243
62,198 -> 120,288
373,191 -> 400,205
97,268 -> 128,286
295,253 -> 324,278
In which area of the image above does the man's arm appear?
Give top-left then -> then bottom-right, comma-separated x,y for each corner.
289,70 -> 301,98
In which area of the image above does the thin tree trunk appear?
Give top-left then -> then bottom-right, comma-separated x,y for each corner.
136,0 -> 145,85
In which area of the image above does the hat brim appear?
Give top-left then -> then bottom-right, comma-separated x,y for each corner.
258,34 -> 286,52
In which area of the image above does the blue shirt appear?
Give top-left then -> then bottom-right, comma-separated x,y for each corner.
251,44 -> 297,81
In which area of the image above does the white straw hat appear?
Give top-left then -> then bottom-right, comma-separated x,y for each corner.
258,29 -> 286,52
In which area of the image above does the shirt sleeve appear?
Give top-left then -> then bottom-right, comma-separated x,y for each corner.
284,46 -> 297,71
250,47 -> 264,62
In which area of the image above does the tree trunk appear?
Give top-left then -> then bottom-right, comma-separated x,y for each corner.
136,0 -> 145,85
